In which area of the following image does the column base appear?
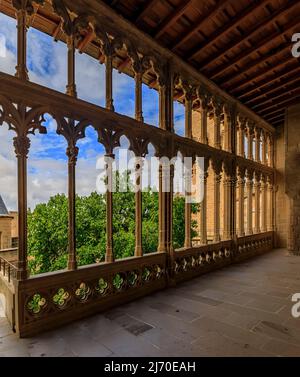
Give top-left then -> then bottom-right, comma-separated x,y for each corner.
68,260 -> 77,271
135,246 -> 143,257
105,249 -> 114,263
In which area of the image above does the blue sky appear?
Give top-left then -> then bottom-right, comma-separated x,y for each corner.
0,12 -> 185,210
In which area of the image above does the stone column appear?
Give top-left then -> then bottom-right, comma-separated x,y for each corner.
254,127 -> 261,163
66,35 -> 77,97
254,172 -> 261,234
213,101 -> 222,149
159,66 -> 174,132
261,130 -> 267,165
267,134 -> 274,168
200,106 -> 208,144
247,123 -> 254,160
223,109 -> 232,153
246,171 -> 253,235
168,164 -> 175,253
105,154 -> 114,262
185,93 -> 193,139
213,172 -> 221,242
15,6 -> 29,81
105,52 -> 114,111
158,163 -> 166,252
135,70 -> 144,123
14,135 -> 30,280
66,143 -> 78,270
237,120 -> 245,157
184,161 -> 192,249
267,177 -> 274,232
200,172 -> 208,244
237,171 -> 245,237
135,158 -> 143,257
261,176 -> 267,232
222,168 -> 232,240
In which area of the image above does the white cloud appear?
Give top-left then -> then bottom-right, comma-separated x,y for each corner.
0,12 -> 161,211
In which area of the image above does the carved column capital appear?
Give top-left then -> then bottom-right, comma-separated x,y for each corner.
66,144 -> 79,164
13,135 -> 30,157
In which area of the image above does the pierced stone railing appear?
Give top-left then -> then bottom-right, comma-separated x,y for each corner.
6,232 -> 273,337
16,252 -> 167,337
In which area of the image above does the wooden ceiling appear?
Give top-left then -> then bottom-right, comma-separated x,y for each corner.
103,0 -> 300,128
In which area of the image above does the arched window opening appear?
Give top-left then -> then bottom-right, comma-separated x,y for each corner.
27,114 -> 68,275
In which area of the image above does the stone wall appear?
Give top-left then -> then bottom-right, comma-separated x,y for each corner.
275,124 -> 290,248
0,216 -> 13,249
282,104 -> 300,254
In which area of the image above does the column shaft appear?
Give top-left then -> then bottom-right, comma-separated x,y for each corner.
200,174 -> 207,244
246,177 -> 253,235
14,136 -> 30,280
67,145 -> 77,270
213,174 -> 221,242
237,176 -> 245,237
261,180 -> 267,232
135,71 -> 143,122
158,165 -> 166,252
105,154 -> 114,262
135,159 -> 143,257
66,36 -> 77,97
254,176 -> 261,234
105,53 -> 114,111
15,8 -> 29,81
200,107 -> 208,144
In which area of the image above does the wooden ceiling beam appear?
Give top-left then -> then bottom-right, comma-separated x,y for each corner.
261,108 -> 285,118
258,92 -> 300,115
271,118 -> 285,125
184,0 -> 269,60
266,113 -> 285,122
210,18 -> 300,80
223,43 -> 293,92
154,0 -> 194,39
135,0 -> 161,24
236,63 -> 300,100
245,76 -> 300,106
220,41 -> 293,91
197,0 -> 300,69
252,82 -> 300,110
171,0 -> 231,51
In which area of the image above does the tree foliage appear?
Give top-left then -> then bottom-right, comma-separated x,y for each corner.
27,172 -> 199,275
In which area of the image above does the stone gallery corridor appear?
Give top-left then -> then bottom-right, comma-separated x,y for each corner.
0,0 -> 300,358
1,249 -> 300,357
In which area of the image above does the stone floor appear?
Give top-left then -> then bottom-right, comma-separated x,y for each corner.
1,249 -> 300,357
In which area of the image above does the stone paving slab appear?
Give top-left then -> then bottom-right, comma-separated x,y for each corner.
1,249 -> 300,357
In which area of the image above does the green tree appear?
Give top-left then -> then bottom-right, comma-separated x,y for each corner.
27,171 -> 199,275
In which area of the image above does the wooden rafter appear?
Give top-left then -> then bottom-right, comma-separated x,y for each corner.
223,43 -> 293,92
266,113 -> 285,122
197,0 -> 300,69
210,18 -> 300,80
245,76 -> 300,106
236,63 -> 300,100
154,0 -> 194,39
171,0 -> 232,51
135,0 -> 161,24
186,0 -> 269,60
253,83 -> 300,111
258,93 -> 300,116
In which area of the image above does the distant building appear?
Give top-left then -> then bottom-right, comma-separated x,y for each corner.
0,195 -> 18,250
